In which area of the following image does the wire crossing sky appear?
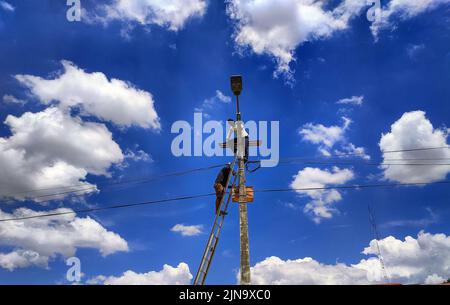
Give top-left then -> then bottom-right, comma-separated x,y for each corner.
0,0 -> 449,285
1,179 -> 449,223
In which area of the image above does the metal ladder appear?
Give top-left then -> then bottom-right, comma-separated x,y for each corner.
193,157 -> 238,285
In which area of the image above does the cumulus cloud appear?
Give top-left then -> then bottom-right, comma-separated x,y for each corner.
249,231 -> 450,284
3,61 -> 159,200
16,60 -> 160,129
226,0 -> 368,80
250,256 -> 369,284
96,0 -> 207,31
89,262 -> 192,285
370,0 -> 450,38
379,110 -> 450,183
290,167 -> 354,223
0,207 -> 128,271
226,0 -> 449,79
357,231 -> 450,284
170,224 -> 203,236
0,107 -> 124,200
300,116 -> 369,159
300,117 -> 351,149
0,250 -> 47,271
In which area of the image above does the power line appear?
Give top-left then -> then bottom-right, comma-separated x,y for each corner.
1,180 -> 449,223
0,163 -> 227,203
0,193 -> 216,223
3,159 -> 450,205
2,164 -> 226,195
5,160 -> 449,205
382,146 -> 450,153
279,146 -> 450,160
278,160 -> 450,166
5,145 -> 450,202
3,146 -> 449,194
255,180 -> 450,193
383,158 -> 450,161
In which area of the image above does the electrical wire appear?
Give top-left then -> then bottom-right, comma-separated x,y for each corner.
0,193 -> 216,222
279,146 -> 450,160
6,146 -> 449,198
277,160 -> 450,166
1,180 -> 449,223
382,146 -> 450,153
2,146 -> 450,205
0,163 -> 227,203
255,180 -> 450,193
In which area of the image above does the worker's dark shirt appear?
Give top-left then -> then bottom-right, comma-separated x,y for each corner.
215,167 -> 231,187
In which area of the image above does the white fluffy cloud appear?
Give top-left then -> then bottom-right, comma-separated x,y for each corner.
300,116 -> 369,159
170,224 -> 203,236
0,107 -> 124,200
249,231 -> 450,284
356,231 -> 450,284
290,167 -> 354,223
226,0 -> 366,79
300,117 -> 351,149
98,0 -> 207,31
250,256 -> 368,284
16,60 -> 160,129
4,61 -> 158,200
227,0 -> 449,79
379,110 -> 450,183
0,250 -> 47,271
89,262 -> 192,285
0,207 -> 128,271
370,0 -> 450,38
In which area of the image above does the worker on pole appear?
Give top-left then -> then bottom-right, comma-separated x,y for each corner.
226,119 -> 250,163
214,164 -> 231,215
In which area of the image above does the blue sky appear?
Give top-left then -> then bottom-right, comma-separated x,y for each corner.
0,0 -> 450,285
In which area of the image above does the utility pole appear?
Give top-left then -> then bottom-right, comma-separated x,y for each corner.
194,76 -> 256,285
230,75 -> 251,285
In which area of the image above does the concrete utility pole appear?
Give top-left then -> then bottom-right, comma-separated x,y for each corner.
230,75 -> 251,285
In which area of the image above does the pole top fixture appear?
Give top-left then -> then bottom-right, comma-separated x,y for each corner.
230,75 -> 243,96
